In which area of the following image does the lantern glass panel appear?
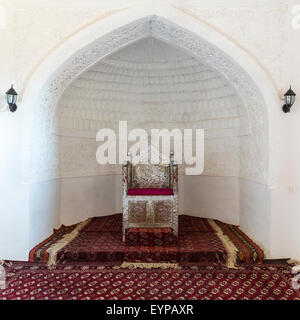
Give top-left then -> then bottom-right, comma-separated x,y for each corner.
285,95 -> 295,106
291,95 -> 295,105
7,94 -> 17,105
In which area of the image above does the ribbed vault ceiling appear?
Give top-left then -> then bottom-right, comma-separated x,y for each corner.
56,37 -> 249,138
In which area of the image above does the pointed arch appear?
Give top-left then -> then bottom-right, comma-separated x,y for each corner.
21,6 -> 280,189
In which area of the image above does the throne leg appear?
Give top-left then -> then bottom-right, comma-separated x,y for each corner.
123,199 -> 129,242
172,200 -> 179,237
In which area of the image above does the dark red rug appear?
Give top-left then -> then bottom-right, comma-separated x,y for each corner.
125,227 -> 177,246
29,214 -> 264,267
57,232 -> 125,263
179,215 -> 215,233
0,261 -> 298,300
178,232 -> 227,264
81,214 -> 122,233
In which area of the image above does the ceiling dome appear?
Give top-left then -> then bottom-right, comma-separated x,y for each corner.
56,37 -> 248,138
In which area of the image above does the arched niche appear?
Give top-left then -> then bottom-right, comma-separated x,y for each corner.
20,7 -> 281,252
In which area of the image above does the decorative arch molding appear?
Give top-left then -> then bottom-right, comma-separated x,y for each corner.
21,6 -> 280,188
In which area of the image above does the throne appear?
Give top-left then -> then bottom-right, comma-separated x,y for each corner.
122,152 -> 178,240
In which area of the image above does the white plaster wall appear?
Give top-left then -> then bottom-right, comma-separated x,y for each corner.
60,175 -> 118,225
0,1 -> 13,93
29,179 -> 60,249
0,0 -> 299,260
184,176 -> 240,225
283,0 -> 300,260
239,179 -> 271,251
0,103 -> 29,260
0,1 -> 30,260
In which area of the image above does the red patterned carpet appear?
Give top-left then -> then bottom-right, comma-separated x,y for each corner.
29,214 -> 264,267
0,261 -> 299,300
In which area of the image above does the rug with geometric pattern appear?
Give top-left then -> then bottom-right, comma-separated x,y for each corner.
29,214 -> 264,268
0,261 -> 298,300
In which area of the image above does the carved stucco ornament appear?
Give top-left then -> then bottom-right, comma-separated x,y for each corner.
30,16 -> 268,185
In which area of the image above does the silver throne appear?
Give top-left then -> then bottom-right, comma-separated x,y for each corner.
122,153 -> 178,240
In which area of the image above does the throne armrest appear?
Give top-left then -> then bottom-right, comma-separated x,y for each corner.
122,161 -> 129,195
172,163 -> 178,196
123,159 -> 133,192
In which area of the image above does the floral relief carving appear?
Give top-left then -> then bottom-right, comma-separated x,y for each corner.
56,36 -> 248,140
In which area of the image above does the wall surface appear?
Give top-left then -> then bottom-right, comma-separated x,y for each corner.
29,179 -> 60,249
0,0 -> 299,260
60,175 -> 118,225
0,101 -> 29,260
239,179 -> 271,250
184,176 -> 240,225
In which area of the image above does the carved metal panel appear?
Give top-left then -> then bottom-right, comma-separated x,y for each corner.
153,200 -> 172,224
128,201 -> 147,224
132,164 -> 170,189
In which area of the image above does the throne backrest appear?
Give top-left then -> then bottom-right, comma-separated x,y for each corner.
131,164 -> 170,189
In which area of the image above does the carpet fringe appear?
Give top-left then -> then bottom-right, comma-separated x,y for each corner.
46,219 -> 91,266
288,259 -> 300,266
121,262 -> 181,269
238,225 -> 269,258
208,219 -> 238,269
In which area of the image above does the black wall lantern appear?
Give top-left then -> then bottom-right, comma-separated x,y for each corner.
6,84 -> 18,112
282,86 -> 296,113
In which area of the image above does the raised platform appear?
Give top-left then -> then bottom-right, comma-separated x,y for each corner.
29,214 -> 264,267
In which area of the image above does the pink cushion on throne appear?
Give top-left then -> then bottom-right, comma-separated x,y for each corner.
127,188 -> 174,196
